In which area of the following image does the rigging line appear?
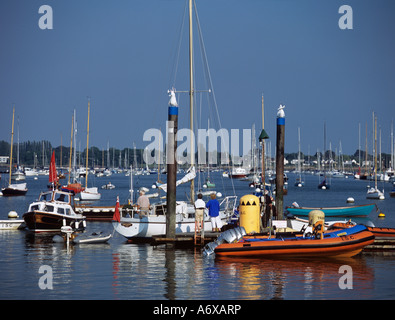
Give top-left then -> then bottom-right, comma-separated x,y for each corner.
168,0 -> 188,89
193,0 -> 235,196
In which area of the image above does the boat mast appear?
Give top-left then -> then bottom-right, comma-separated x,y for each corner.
85,98 -> 90,189
73,109 -> 77,183
259,93 -> 269,186
189,0 -> 195,203
261,94 -> 265,184
374,115 -> 377,189
8,106 -> 15,186
68,113 -> 74,185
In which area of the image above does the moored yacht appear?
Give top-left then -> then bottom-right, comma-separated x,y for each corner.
23,190 -> 86,233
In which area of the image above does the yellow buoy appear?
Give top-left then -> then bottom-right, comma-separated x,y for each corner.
239,194 -> 260,234
378,212 -> 385,218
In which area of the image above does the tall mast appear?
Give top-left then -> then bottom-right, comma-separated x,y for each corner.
68,113 -> 74,185
73,109 -> 77,182
85,98 -> 91,188
8,106 -> 15,185
261,94 -> 265,184
259,93 -> 269,185
189,0 -> 195,202
374,115 -> 377,188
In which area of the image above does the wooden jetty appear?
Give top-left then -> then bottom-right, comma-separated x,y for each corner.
363,239 -> 395,252
150,231 -> 220,248
148,230 -> 395,252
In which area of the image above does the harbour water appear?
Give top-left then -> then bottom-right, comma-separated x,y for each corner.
1,171 -> 395,300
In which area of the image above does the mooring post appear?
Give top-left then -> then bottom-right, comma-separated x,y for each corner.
275,105 -> 285,220
166,90 -> 178,244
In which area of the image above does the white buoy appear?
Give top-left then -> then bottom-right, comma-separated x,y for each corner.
322,186 -> 326,190
346,197 -> 355,203
8,211 -> 19,219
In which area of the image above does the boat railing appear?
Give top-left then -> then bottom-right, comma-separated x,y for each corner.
220,196 -> 238,216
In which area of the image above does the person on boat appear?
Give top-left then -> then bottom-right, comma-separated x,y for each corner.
206,193 -> 222,232
194,193 -> 205,232
262,190 -> 275,227
136,189 -> 150,218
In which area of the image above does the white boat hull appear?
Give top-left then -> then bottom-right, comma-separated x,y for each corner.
0,219 -> 26,230
80,187 -> 101,200
366,188 -> 385,200
113,212 -> 230,240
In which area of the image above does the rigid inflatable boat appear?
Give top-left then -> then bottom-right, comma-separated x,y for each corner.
212,225 -> 374,258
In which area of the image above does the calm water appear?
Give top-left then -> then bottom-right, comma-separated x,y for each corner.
1,171 -> 395,300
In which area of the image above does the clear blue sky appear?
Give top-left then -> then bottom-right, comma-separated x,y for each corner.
1,0 -> 394,157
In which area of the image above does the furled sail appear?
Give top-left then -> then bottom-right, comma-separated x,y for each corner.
157,166 -> 196,193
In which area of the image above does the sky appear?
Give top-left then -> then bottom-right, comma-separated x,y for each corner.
0,0 -> 394,158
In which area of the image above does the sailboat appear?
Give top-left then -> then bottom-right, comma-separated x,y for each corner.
113,1 -> 237,242
366,115 -> 385,200
294,127 -> 304,187
1,107 -> 27,197
80,99 -> 101,201
11,117 -> 26,181
62,110 -> 84,195
203,119 -> 215,188
318,122 -> 330,190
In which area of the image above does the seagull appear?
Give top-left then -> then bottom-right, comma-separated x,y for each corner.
277,104 -> 285,118
168,89 -> 178,107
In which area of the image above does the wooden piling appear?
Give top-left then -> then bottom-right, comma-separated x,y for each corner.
276,105 -> 285,220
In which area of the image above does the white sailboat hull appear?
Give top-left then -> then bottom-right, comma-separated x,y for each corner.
366,187 -> 385,200
80,187 -> 101,200
112,212 -> 230,240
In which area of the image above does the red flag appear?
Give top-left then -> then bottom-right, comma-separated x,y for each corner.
49,151 -> 58,184
113,196 -> 121,222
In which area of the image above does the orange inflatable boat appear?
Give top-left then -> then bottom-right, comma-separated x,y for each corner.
213,225 -> 374,258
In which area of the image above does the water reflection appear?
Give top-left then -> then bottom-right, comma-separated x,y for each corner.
214,256 -> 374,299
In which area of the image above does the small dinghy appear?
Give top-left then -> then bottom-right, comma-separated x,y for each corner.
73,231 -> 112,244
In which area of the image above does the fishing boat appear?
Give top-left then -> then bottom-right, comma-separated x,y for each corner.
210,225 -> 374,258
23,190 -> 86,233
1,107 -> 28,197
285,203 -> 376,217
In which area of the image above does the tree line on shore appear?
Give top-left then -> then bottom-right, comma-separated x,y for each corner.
0,140 -> 392,170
